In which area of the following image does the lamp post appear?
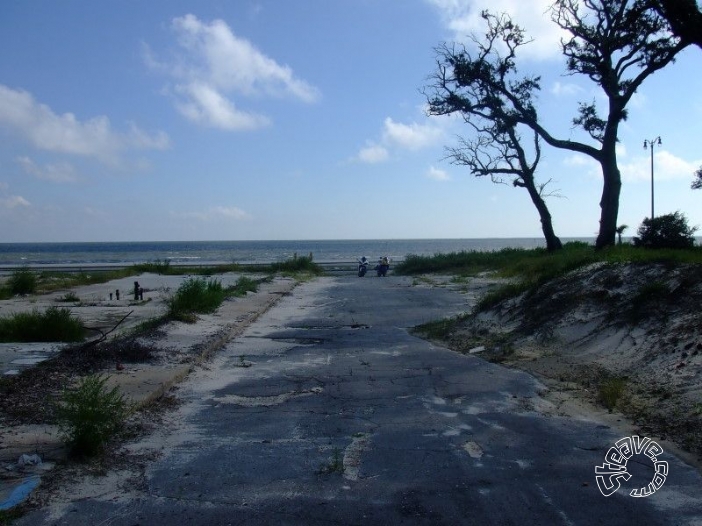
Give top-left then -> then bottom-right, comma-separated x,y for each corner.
643,136 -> 662,220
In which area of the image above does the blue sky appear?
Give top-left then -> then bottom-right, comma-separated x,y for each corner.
0,0 -> 700,242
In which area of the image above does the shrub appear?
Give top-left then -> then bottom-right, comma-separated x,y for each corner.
57,374 -> 131,457
598,377 -> 626,412
0,307 -> 85,342
8,267 -> 37,295
168,277 -> 226,322
633,211 -> 697,249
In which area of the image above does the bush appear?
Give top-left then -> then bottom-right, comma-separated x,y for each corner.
8,267 -> 37,295
0,307 -> 85,342
633,211 -> 697,249
598,377 -> 626,412
57,374 -> 130,457
168,277 -> 226,322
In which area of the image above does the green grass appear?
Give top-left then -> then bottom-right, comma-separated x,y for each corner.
317,447 -> 345,474
56,291 -> 80,303
167,277 -> 227,322
268,254 -> 323,275
0,307 -> 85,342
0,256 -> 322,298
229,276 -> 261,297
598,377 -> 627,412
414,315 -> 466,340
396,242 -> 702,312
0,267 -> 39,298
475,282 -> 534,312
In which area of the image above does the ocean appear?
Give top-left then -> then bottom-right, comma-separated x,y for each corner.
0,238 -> 592,269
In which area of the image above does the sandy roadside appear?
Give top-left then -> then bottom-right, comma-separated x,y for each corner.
0,272 -> 299,512
413,265 -> 702,474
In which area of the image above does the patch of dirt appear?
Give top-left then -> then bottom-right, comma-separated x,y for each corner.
429,262 -> 702,463
0,338 -> 160,426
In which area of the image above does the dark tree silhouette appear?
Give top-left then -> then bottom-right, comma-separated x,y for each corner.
426,3 -> 686,248
427,30 -> 562,250
691,166 -> 702,189
653,0 -> 702,48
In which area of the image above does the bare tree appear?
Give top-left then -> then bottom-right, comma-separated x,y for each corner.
442,105 -> 563,251
427,16 -> 562,251
426,3 -> 686,248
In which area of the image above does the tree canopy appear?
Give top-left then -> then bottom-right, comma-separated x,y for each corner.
426,1 -> 687,248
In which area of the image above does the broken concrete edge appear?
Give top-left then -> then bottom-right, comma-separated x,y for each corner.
109,278 -> 299,407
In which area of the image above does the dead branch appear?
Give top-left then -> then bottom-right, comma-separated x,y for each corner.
80,310 -> 134,349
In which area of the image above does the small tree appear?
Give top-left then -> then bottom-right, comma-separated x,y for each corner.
632,211 -> 697,249
616,224 -> 628,245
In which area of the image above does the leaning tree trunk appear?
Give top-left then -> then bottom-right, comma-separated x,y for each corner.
595,155 -> 622,249
523,175 -> 563,252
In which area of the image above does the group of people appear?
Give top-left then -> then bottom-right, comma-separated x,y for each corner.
358,255 -> 390,277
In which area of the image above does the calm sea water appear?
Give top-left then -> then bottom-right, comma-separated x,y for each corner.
0,238 -> 592,268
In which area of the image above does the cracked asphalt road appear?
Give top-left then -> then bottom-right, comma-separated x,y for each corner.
20,275 -> 702,525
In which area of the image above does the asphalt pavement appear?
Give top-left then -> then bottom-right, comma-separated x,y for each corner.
17,275 -> 702,525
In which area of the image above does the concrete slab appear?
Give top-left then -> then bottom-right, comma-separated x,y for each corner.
0,276 -> 299,511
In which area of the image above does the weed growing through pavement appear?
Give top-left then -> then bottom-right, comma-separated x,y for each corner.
318,447 -> 345,474
56,374 -> 132,457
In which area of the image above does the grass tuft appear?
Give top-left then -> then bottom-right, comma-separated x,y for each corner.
229,276 -> 260,297
598,377 -> 627,412
167,277 -> 226,322
0,307 -> 85,342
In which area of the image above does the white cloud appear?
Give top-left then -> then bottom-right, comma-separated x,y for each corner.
0,84 -> 170,163
620,151 -> 702,183
382,118 -> 444,150
355,117 -> 444,164
149,14 -> 319,130
176,205 -> 250,221
356,144 -> 389,164
427,0 -> 568,61
551,82 -> 583,97
175,82 -> 270,130
0,195 -> 30,209
16,156 -> 78,183
426,166 -> 451,181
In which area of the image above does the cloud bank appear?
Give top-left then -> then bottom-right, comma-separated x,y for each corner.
147,14 -> 320,130
0,84 -> 170,164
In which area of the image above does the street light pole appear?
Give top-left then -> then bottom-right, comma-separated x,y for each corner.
643,136 -> 662,220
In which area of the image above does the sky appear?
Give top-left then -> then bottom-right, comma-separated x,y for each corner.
0,0 -> 700,243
